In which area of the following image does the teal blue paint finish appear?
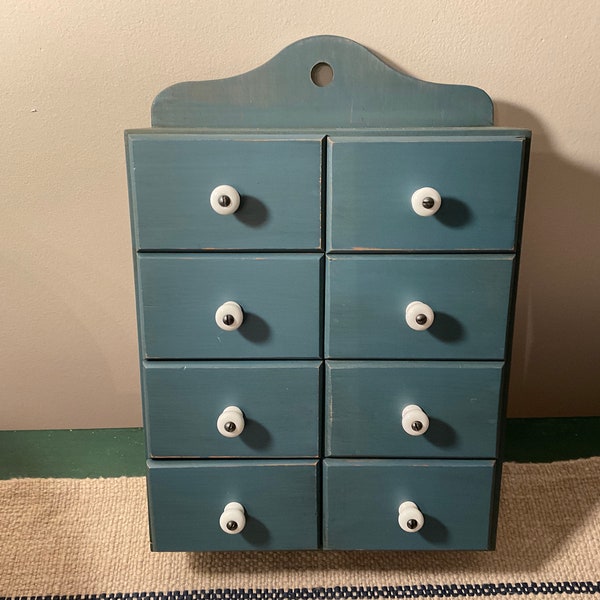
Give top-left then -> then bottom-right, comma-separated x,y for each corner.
125,35 -> 531,553
323,459 -> 495,550
325,255 -> 514,359
143,361 -> 322,458
138,253 -> 323,359
147,459 -> 319,551
327,137 -> 525,251
152,37 -> 493,129
127,134 -> 323,251
325,361 -> 503,458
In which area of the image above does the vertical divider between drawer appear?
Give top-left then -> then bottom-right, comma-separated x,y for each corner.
320,135 -> 328,363
318,135 -> 327,549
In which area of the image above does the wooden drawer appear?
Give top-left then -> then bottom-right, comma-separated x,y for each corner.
144,361 -> 321,458
127,134 -> 323,251
323,459 -> 495,550
137,253 -> 323,359
325,254 -> 514,359
147,459 -> 319,551
327,136 -> 524,251
325,361 -> 503,458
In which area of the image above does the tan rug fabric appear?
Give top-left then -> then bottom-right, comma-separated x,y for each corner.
1,458 -> 599,598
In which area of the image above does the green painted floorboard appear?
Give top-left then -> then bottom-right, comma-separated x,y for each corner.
503,417 -> 600,463
0,428 -> 145,479
0,419 -> 598,478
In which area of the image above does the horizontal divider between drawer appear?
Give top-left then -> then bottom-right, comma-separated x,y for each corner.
142,357 -> 507,362
146,455 -> 498,461
133,249 -> 518,255
149,455 -> 321,460
325,249 -> 517,255
135,248 -> 325,254
322,454 -> 498,461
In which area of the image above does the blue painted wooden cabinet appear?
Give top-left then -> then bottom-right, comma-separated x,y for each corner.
126,36 -> 530,551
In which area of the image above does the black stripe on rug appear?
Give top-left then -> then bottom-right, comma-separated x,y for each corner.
3,583 -> 600,599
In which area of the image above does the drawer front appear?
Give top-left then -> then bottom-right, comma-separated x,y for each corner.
144,361 -> 321,458
138,254 -> 323,359
127,134 -> 323,250
327,136 -> 524,251
323,459 -> 495,550
147,459 -> 319,551
325,255 -> 514,359
325,361 -> 503,458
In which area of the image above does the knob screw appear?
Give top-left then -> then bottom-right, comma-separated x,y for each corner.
217,406 -> 245,438
415,314 -> 427,325
412,187 -> 441,217
211,186 -> 240,215
222,314 -> 235,326
406,519 -> 418,530
411,421 -> 423,432
226,520 -> 238,531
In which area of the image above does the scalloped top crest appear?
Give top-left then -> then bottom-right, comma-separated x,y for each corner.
151,35 -> 493,129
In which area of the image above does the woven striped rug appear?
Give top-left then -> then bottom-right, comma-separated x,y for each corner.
1,458 -> 599,599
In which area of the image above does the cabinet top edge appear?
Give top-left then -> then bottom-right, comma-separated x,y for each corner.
125,127 -> 531,138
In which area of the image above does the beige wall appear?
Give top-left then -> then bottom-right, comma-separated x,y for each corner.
2,1 -> 599,429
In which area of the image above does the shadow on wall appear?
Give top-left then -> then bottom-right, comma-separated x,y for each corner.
496,102 -> 600,417
360,44 -> 599,418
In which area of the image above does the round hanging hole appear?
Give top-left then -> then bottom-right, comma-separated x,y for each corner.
311,62 -> 334,87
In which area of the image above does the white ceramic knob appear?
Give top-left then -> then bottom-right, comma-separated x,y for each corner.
398,501 -> 425,533
411,187 -> 442,216
215,301 -> 244,331
217,406 -> 245,438
219,502 -> 246,534
210,184 -> 241,215
405,301 -> 434,331
402,405 -> 430,436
